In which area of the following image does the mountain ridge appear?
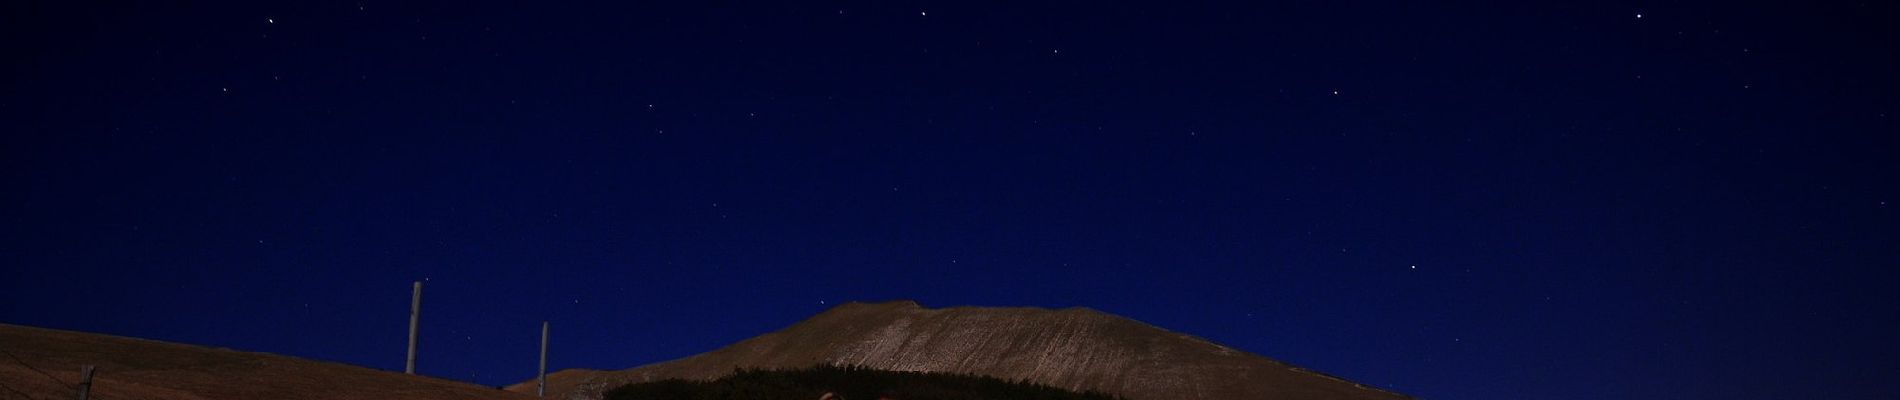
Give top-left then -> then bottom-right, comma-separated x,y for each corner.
515,300 -> 1409,400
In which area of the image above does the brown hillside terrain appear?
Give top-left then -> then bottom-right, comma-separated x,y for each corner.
0,323 -> 532,400
511,301 -> 1408,400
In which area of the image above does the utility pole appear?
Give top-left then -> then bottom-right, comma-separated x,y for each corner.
406,281 -> 422,374
75,365 -> 94,400
538,321 -> 549,397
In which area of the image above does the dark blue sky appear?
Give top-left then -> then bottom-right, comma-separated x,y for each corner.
3,1 -> 1896,399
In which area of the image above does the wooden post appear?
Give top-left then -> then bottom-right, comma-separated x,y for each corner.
538,321 -> 549,397
75,365 -> 94,400
406,281 -> 422,374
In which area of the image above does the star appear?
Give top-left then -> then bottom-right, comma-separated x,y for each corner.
1635,13 -> 1643,19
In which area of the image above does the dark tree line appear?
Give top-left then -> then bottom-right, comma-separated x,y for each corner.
605,364 -> 1125,400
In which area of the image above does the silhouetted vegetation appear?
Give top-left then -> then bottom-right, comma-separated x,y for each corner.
605,364 -> 1124,400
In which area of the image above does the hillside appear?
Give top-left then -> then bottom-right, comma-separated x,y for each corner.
0,323 -> 532,400
512,301 -> 1408,400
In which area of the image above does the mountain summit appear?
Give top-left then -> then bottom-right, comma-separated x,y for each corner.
513,301 -> 1408,400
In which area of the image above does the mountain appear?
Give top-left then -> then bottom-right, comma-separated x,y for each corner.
511,301 -> 1408,400
0,323 -> 532,400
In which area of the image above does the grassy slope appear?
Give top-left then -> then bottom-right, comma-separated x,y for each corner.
0,324 -> 533,400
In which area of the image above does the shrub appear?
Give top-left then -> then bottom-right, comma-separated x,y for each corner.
604,364 -> 1123,400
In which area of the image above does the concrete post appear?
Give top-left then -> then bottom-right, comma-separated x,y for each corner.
75,365 -> 94,400
538,321 -> 549,397
406,281 -> 421,374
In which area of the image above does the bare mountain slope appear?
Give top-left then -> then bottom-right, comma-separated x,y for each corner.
0,323 -> 532,400
512,301 -> 1407,400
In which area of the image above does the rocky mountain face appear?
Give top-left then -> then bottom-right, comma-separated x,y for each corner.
512,301 -> 1408,400
0,323 -> 532,400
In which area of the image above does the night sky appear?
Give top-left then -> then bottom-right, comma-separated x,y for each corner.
3,1 -> 1897,399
